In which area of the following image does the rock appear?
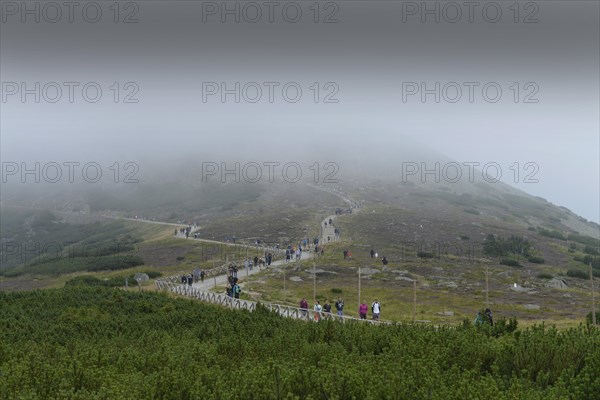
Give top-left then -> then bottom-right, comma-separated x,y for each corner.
510,284 -> 529,292
395,276 -> 415,282
391,269 -> 409,275
358,267 -> 380,275
523,304 -> 540,310
433,267 -> 444,272
436,311 -> 454,316
438,281 -> 458,289
310,269 -> 337,275
546,278 -> 568,289
289,276 -> 303,282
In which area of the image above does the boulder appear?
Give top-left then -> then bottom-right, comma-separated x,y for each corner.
358,267 -> 380,275
545,277 -> 568,289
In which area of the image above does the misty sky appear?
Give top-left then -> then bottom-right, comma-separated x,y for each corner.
1,1 -> 599,223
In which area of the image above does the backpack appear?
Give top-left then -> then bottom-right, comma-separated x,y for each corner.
234,285 -> 241,294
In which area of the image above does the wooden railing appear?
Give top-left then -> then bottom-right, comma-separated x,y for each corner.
155,279 -> 388,325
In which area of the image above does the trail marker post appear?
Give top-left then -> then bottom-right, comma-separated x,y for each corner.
413,279 -> 417,322
591,261 -> 597,325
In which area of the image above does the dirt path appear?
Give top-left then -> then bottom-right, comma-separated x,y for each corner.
190,248 -> 314,292
114,183 -> 362,295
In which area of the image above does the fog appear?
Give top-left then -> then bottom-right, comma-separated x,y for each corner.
1,1 -> 598,222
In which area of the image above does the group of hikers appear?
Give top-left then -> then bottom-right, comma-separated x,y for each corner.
298,297 -> 382,322
175,226 -> 190,238
174,223 -> 198,239
324,218 -> 342,243
227,274 -> 242,298
285,246 -> 303,262
180,269 -> 205,286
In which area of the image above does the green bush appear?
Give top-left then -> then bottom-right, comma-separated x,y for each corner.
537,273 -> 553,279
538,228 -> 567,240
566,269 -> 588,279
484,234 -> 534,259
527,256 -> 545,264
568,233 -> 599,247
500,259 -> 523,268
583,246 -> 600,256
417,251 -> 434,259
65,275 -> 125,288
2,287 -> 599,400
573,255 -> 600,269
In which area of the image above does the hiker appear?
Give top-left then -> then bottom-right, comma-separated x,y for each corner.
359,301 -> 368,320
329,218 -> 332,224
474,311 -> 484,325
286,250 -> 291,263
335,298 -> 344,316
343,250 -> 348,259
484,308 -> 494,325
300,298 -> 309,317
370,249 -> 375,258
371,300 -> 381,321
188,274 -> 193,286
267,253 -> 272,266
347,250 -> 352,259
254,256 -> 259,267
181,275 -> 187,285
381,256 -> 388,266
323,300 -> 332,315
200,270 -> 205,282
314,301 -> 323,321
233,283 -> 241,299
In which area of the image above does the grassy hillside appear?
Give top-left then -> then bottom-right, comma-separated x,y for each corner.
1,286 -> 598,399
0,207 -> 167,284
2,166 -> 597,325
